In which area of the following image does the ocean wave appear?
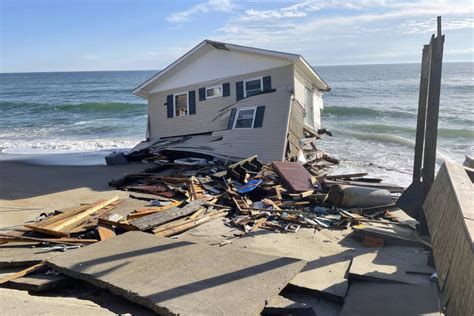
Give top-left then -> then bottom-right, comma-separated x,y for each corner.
0,138 -> 142,153
335,129 -> 415,147
0,101 -> 146,114
322,106 -> 414,119
350,123 -> 474,139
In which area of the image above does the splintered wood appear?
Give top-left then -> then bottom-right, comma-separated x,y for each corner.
24,197 -> 119,237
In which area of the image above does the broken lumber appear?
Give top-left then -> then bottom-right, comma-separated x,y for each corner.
130,199 -> 205,231
0,233 -> 97,245
0,262 -> 46,285
155,210 -> 227,237
25,197 -> 119,237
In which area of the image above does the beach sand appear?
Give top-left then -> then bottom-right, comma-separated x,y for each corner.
0,160 -> 147,230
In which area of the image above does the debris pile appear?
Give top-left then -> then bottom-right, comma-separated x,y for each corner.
1,152 -> 407,246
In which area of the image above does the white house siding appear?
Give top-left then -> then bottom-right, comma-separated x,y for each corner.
148,64 -> 294,143
212,90 -> 292,162
294,67 -> 323,131
147,48 -> 292,94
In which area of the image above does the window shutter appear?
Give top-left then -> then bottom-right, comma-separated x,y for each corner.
223,83 -> 230,97
166,95 -> 174,118
236,81 -> 244,101
227,108 -> 237,129
254,106 -> 265,128
189,90 -> 196,115
263,76 -> 272,91
199,87 -> 206,101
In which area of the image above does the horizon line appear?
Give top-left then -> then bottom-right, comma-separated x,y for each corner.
1,60 -> 472,75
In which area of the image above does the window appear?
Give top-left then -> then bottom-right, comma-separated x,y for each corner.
174,93 -> 188,116
206,85 -> 222,99
244,77 -> 263,97
233,107 -> 256,129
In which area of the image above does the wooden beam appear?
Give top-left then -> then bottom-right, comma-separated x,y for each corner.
0,261 -> 45,285
49,196 -> 119,232
0,233 -> 97,245
97,223 -> 115,241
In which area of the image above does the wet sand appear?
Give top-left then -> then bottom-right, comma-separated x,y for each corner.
0,160 -> 148,230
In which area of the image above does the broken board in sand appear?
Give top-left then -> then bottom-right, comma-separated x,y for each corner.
47,231 -> 306,315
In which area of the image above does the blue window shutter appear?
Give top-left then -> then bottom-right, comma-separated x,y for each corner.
189,90 -> 196,115
236,81 -> 244,101
263,76 -> 272,91
199,87 -> 206,101
227,108 -> 237,129
166,94 -> 174,118
254,106 -> 265,128
223,83 -> 230,97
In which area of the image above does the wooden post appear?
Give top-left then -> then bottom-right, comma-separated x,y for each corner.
422,17 -> 444,199
412,44 -> 431,183
421,16 -> 444,235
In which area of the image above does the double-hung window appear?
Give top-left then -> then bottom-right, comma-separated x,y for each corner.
174,93 -> 188,116
244,77 -> 263,97
233,107 -> 256,129
206,85 -> 222,99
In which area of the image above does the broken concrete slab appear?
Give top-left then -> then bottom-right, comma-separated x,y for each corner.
178,219 -> 360,302
0,288 -> 115,315
352,223 -> 423,247
6,271 -> 69,292
290,256 -> 351,302
0,242 -> 59,267
349,246 -> 434,285
340,282 -> 441,316
47,231 -> 306,315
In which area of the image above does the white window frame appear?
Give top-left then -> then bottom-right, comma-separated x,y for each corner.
233,106 -> 257,130
173,91 -> 189,117
243,77 -> 263,98
206,84 -> 223,99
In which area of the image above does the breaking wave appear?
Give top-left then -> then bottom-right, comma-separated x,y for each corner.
350,123 -> 474,139
0,101 -> 146,114
322,106 -> 415,119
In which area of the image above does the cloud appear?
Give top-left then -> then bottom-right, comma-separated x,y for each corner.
399,17 -> 474,34
215,0 -> 474,46
166,0 -> 235,23
240,1 -> 323,21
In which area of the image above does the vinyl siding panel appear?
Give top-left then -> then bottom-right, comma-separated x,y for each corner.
148,48 -> 292,93
148,64 -> 294,141
294,68 -> 323,130
212,89 -> 292,162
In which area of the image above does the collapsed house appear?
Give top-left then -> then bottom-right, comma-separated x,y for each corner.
131,40 -> 330,162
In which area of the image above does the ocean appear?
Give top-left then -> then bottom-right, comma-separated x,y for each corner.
0,63 -> 473,186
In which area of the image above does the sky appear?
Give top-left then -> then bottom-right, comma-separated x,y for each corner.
0,0 -> 473,72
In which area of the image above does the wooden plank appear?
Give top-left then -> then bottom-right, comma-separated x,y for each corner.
130,199 -> 206,231
51,196 -> 119,232
326,172 -> 368,180
97,218 -> 139,231
0,262 -> 45,285
97,223 -> 115,241
30,204 -> 92,228
69,200 -> 123,234
155,211 -> 227,237
0,233 -> 97,245
127,201 -> 183,220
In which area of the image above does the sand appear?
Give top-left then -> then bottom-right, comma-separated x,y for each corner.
0,160 -> 147,230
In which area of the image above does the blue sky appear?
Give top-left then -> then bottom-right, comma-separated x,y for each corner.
1,0 -> 473,72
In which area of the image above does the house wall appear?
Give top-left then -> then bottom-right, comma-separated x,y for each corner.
294,67 -> 323,131
147,64 -> 294,161
148,48 -> 292,94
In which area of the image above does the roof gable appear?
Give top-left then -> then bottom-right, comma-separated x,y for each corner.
134,40 -> 330,97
